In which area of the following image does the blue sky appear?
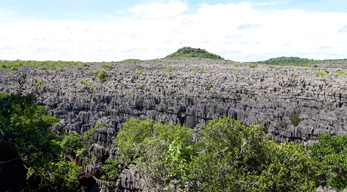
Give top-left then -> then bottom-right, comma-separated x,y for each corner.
0,0 -> 347,61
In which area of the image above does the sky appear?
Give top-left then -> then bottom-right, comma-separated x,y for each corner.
0,0 -> 347,62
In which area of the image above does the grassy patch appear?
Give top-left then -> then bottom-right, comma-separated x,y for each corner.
102,63 -> 113,69
316,71 -> 328,76
34,80 -> 43,86
206,84 -> 213,90
164,67 -> 174,72
249,64 -> 258,68
335,71 -> 347,75
79,80 -> 92,86
133,71 -> 143,75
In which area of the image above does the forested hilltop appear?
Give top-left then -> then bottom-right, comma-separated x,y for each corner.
166,47 -> 224,60
256,56 -> 347,66
1,48 -> 347,191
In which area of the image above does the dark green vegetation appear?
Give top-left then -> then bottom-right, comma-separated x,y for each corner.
116,117 -> 347,191
93,69 -> 108,83
310,134 -> 347,190
166,47 -> 224,60
257,56 -> 347,66
0,91 -> 80,191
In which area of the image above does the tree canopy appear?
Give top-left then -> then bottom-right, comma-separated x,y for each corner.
115,116 -> 325,191
166,47 -> 224,60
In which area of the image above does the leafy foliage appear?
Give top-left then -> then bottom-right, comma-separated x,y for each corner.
115,118 -> 194,190
116,117 -> 320,192
0,93 -> 61,167
94,69 -> 108,83
310,134 -> 347,190
166,47 -> 224,60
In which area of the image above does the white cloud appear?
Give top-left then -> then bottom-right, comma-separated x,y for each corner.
0,1 -> 347,62
128,0 -> 188,19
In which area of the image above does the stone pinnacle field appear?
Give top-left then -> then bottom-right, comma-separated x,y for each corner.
1,56 -> 347,190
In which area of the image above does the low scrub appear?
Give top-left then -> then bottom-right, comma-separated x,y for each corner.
94,70 -> 108,83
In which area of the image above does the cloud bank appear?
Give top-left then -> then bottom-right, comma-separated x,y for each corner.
0,0 -> 346,62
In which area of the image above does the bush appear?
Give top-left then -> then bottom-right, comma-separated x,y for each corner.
335,71 -> 347,75
94,70 -> 108,83
290,115 -> 302,126
310,134 -> 347,190
206,84 -> 213,90
249,63 -> 258,68
316,71 -> 328,76
78,80 -> 92,86
102,63 -> 113,69
34,80 -> 43,86
163,67 -> 174,72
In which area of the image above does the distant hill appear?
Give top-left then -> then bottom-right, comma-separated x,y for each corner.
257,56 -> 347,66
257,57 -> 315,65
166,47 -> 224,60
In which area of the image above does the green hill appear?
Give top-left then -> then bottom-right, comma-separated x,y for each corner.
257,56 -> 315,66
257,56 -> 347,66
166,47 -> 224,60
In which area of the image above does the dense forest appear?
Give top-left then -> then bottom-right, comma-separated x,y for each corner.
166,47 -> 224,60
256,56 -> 347,66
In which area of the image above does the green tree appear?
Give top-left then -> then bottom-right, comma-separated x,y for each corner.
0,89 -> 86,191
310,134 -> 347,190
115,118 -> 194,190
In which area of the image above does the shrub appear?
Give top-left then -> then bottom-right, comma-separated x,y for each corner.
93,70 -> 108,83
102,63 -> 113,69
78,80 -> 92,86
133,71 -> 143,75
316,71 -> 328,76
34,80 -> 43,86
290,115 -> 302,126
249,63 -> 258,68
335,71 -> 347,75
279,120 -> 288,128
164,67 -> 174,72
206,84 -> 213,90
76,66 -> 83,70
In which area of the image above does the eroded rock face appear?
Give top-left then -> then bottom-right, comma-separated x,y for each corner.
1,58 -> 347,190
